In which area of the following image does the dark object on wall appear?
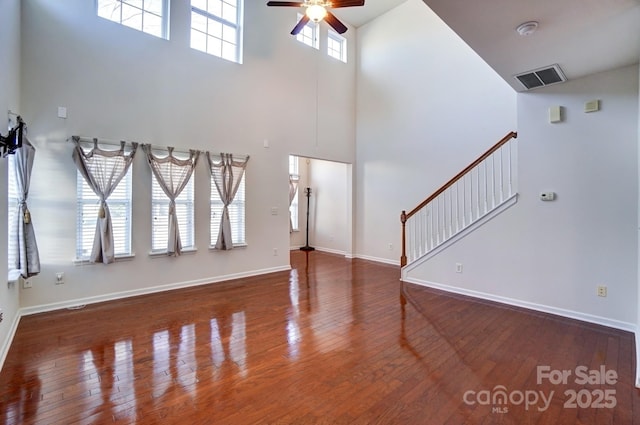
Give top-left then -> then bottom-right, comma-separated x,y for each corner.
1,116 -> 23,157
300,187 -> 315,252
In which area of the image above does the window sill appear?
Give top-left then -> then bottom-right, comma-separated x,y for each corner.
73,253 -> 136,265
149,248 -> 197,258
8,269 -> 22,285
209,243 -> 247,251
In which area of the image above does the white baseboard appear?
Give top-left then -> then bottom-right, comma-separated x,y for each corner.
404,277 -> 636,333
354,253 -> 400,266
291,245 -> 356,259
20,265 -> 291,317
315,246 -> 346,256
0,310 -> 22,371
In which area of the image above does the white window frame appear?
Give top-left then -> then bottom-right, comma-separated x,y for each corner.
289,155 -> 299,232
327,29 -> 347,62
296,13 -> 319,49
151,171 -> 196,253
96,0 -> 170,40
190,0 -> 244,64
210,171 -> 246,248
76,166 -> 134,262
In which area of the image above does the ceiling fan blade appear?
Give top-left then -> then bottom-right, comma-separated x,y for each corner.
267,1 -> 304,6
324,11 -> 348,34
331,0 -> 365,7
291,15 -> 310,35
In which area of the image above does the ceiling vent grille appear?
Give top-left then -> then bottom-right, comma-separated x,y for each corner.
514,64 -> 567,90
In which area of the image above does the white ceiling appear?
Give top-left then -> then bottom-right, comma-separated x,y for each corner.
420,0 -> 640,91
335,0 -> 640,92
332,0 -> 407,28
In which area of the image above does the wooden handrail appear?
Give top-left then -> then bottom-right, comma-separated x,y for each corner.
405,131 -> 516,220
400,131 -> 517,267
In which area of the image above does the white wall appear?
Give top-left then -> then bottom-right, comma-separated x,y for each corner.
408,65 -> 639,328
19,0 -> 356,309
0,0 -> 22,364
637,61 -> 640,386
308,158 -> 349,254
289,157 -> 350,256
354,0 -> 517,264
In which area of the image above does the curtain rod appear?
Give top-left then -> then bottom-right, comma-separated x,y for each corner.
69,136 -> 134,147
142,143 -> 201,156
207,151 -> 249,161
70,136 -> 248,159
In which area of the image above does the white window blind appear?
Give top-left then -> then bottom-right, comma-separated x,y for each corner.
97,0 -> 169,39
152,175 -> 195,251
7,156 -> 19,270
190,0 -> 243,63
76,167 -> 133,260
211,174 -> 245,246
289,155 -> 299,231
296,13 -> 319,49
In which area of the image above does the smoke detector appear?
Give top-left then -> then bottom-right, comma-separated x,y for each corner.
516,21 -> 539,36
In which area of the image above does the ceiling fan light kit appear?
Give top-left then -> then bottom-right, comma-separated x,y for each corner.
266,0 -> 365,35
306,4 -> 328,22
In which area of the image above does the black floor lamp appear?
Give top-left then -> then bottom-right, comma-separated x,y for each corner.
300,187 -> 315,252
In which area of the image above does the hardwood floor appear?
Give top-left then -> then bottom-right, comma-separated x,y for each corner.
0,250 -> 638,424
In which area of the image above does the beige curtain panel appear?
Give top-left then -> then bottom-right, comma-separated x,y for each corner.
12,136 -> 41,277
72,137 -> 138,264
288,174 -> 299,233
143,145 -> 199,256
207,152 -> 249,250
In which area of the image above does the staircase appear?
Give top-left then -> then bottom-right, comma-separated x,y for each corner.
401,131 -> 518,268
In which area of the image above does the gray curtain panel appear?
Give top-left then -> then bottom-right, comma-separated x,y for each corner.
207,152 -> 249,250
72,137 -> 138,264
12,136 -> 41,277
288,174 -> 299,233
143,145 -> 199,256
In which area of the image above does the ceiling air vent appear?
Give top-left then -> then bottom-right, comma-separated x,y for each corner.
514,64 -> 567,90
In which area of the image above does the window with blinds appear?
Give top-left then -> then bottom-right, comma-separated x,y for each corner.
211,175 -> 245,246
151,175 -> 195,252
7,156 -> 19,270
76,168 -> 133,260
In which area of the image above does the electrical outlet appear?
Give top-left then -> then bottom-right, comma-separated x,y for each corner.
388,243 -> 393,251
23,280 -> 32,289
273,248 -> 278,256
55,272 -> 65,285
455,263 -> 463,273
597,285 -> 607,297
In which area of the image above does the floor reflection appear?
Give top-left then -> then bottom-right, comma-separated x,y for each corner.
0,252 -> 382,423
1,251 -> 637,423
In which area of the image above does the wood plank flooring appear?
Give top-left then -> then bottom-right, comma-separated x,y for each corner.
0,250 -> 639,424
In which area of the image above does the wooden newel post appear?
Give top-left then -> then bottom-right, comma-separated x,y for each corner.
400,210 -> 407,267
